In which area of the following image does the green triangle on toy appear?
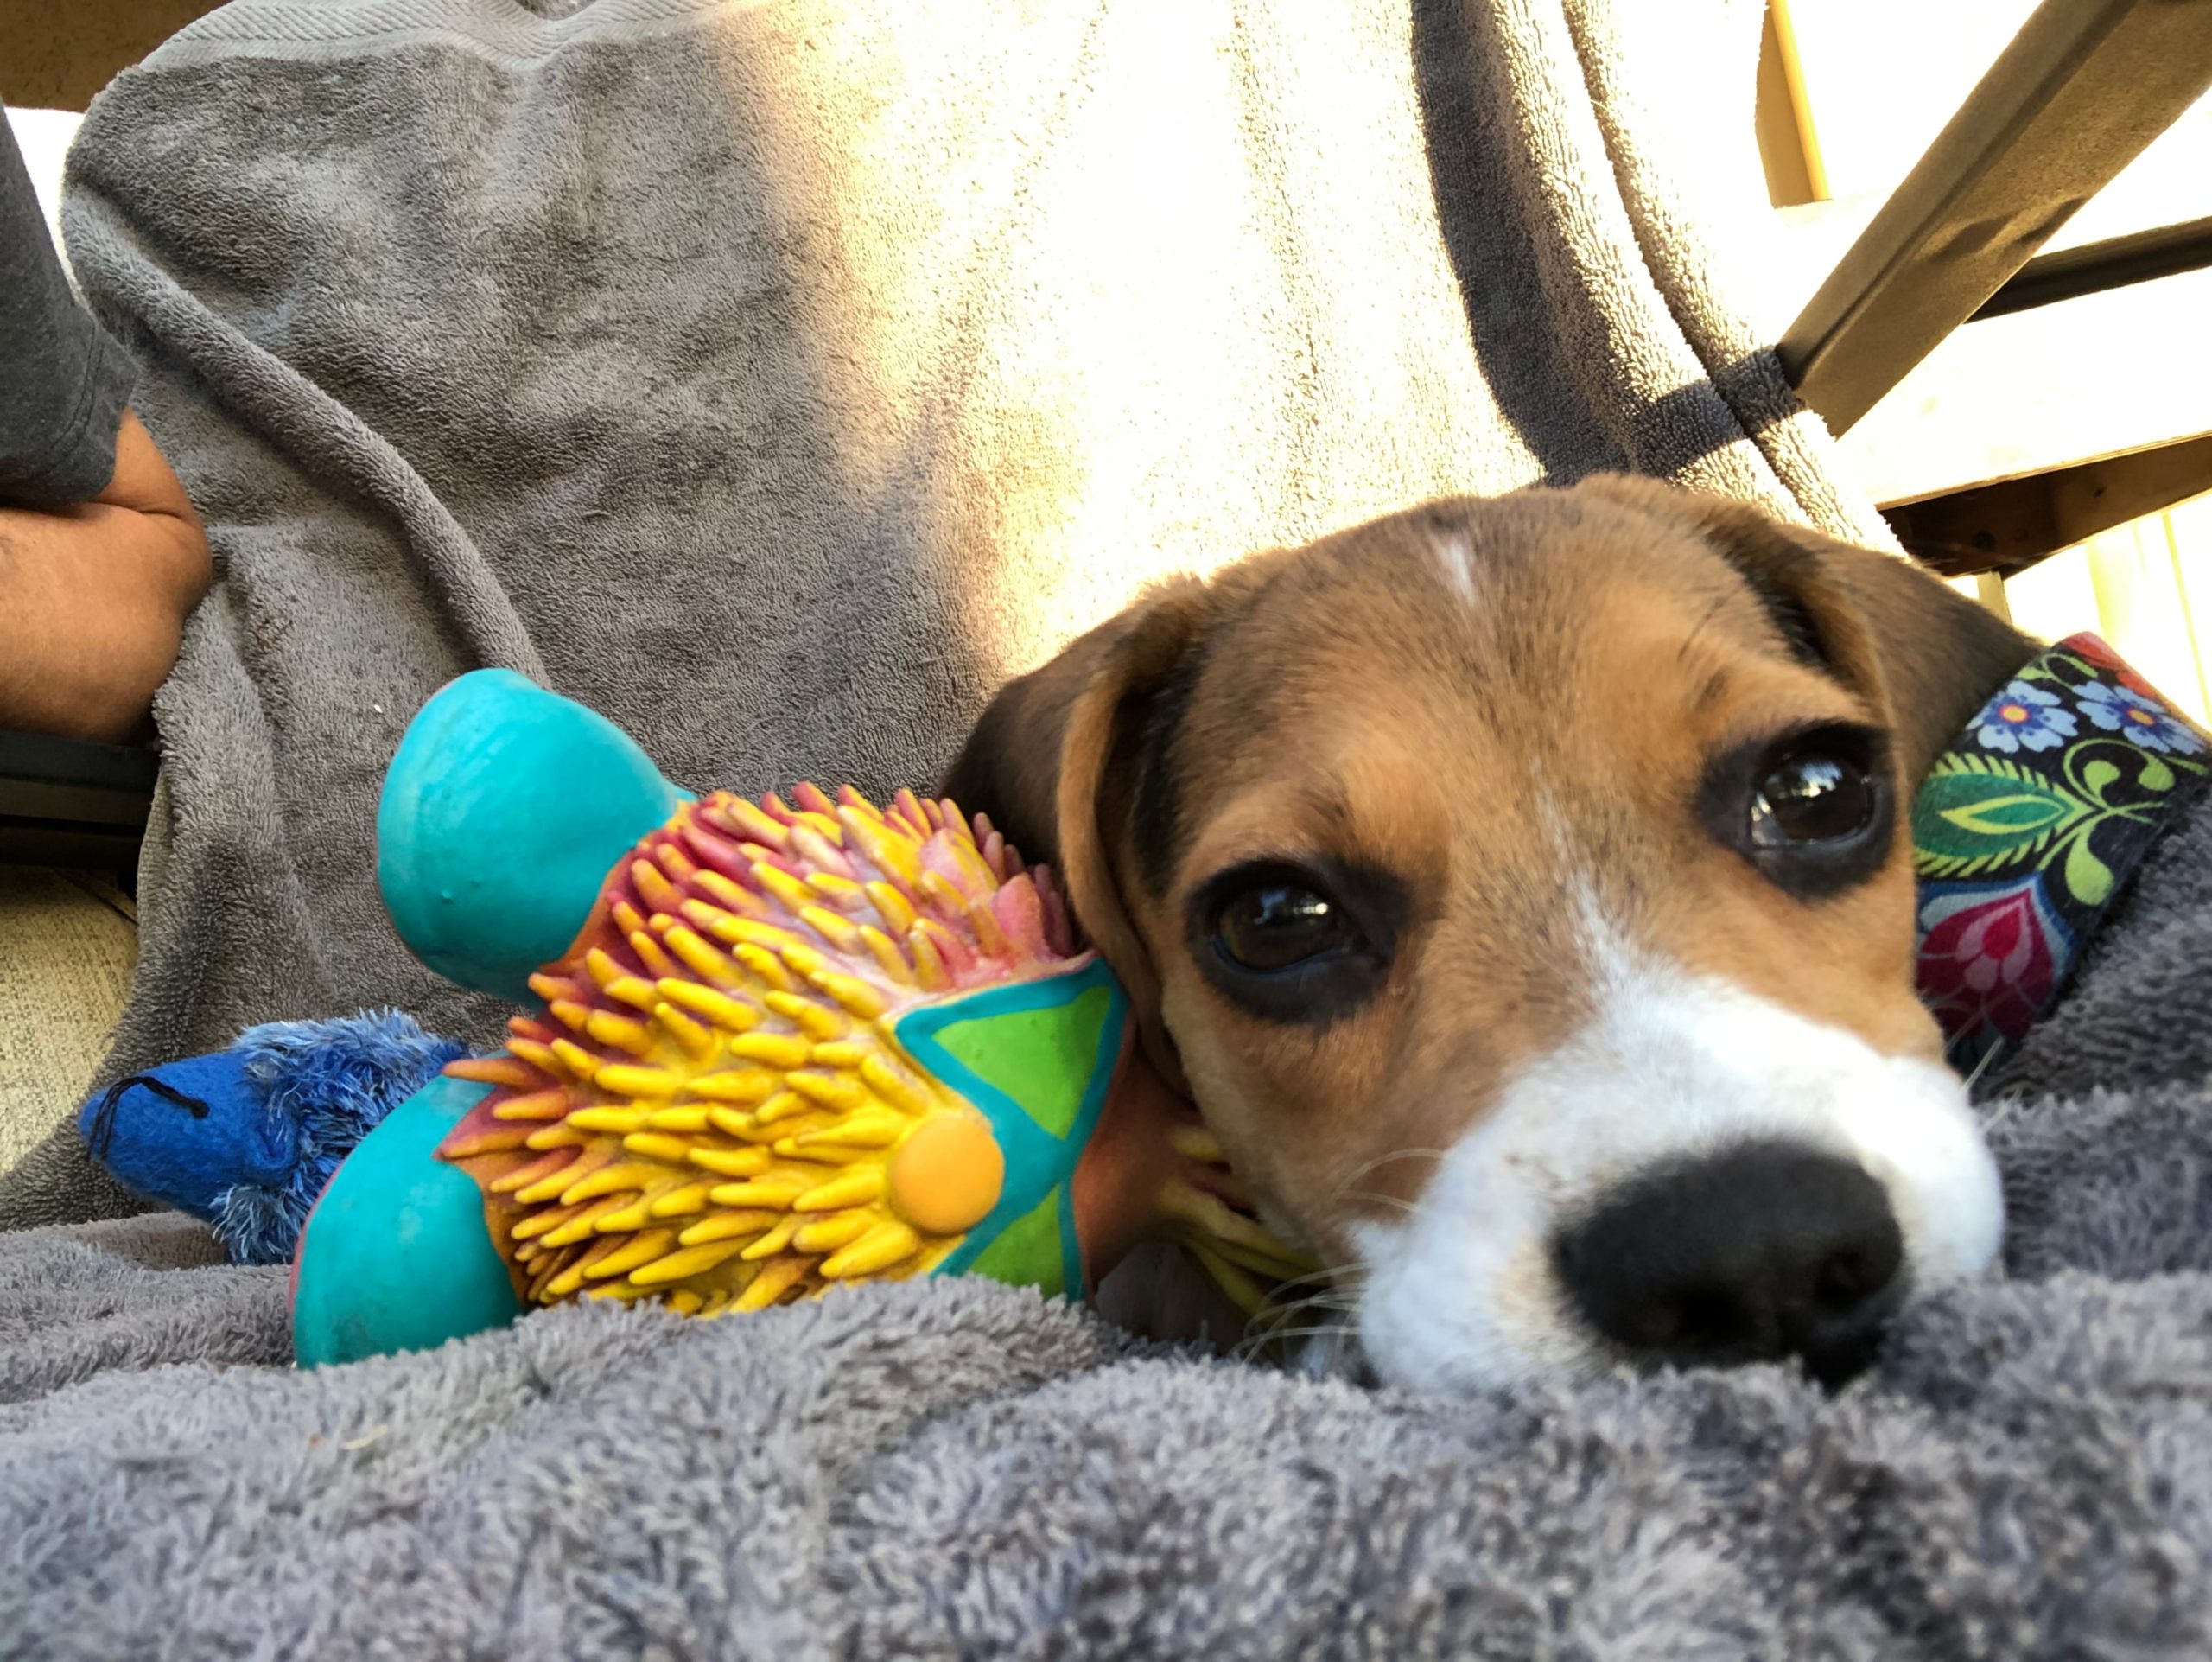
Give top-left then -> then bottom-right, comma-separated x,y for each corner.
964,1182 -> 1069,1298
931,983 -> 1113,1139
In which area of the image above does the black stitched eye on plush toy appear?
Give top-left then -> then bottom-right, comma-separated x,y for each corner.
1751,745 -> 1875,848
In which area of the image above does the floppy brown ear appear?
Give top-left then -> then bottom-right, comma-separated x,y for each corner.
941,579 -> 1215,1085
1576,477 -> 2037,785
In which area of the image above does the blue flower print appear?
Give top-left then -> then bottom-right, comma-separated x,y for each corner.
1972,681 -> 2077,754
2075,682 -> 2206,755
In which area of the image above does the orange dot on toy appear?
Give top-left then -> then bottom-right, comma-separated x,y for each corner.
889,1114 -> 1005,1234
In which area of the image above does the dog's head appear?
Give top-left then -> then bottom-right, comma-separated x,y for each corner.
944,477 -> 2034,1391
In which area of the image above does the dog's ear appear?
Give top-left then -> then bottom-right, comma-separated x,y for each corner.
942,579 -> 1215,1085
1577,477 -> 2036,784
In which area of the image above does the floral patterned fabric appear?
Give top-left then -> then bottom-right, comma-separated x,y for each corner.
1914,634 -> 2210,1074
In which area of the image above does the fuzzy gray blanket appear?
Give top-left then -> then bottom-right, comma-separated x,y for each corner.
3,788 -> 2210,1656
7,0 -> 2212,1654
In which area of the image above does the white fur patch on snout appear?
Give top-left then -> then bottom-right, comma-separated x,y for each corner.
1351,961 -> 2004,1395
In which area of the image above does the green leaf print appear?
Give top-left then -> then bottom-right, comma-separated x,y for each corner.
2063,834 -> 2113,906
1912,756 -> 2088,877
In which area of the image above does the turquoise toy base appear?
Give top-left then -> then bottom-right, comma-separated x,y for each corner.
377,669 -> 690,1004
292,1074 -> 524,1367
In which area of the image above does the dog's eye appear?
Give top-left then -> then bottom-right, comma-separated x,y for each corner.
1750,750 -> 1875,847
1214,882 -> 1357,971
1190,858 -> 1403,1024
1700,721 -> 1893,901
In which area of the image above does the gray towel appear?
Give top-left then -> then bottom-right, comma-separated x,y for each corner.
12,3 -> 2212,1654
2,0 -> 1880,1226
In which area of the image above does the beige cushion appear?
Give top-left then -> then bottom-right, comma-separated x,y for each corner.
0,868 -> 137,1178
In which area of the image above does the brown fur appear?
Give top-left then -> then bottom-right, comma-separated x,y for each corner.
944,477 -> 2035,1269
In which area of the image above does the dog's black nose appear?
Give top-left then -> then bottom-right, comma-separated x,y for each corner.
1551,1142 -> 1905,1387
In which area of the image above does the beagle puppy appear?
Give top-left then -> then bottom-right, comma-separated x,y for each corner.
944,475 -> 2037,1393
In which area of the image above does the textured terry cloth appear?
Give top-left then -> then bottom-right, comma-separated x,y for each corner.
0,98 -> 135,506
3,831 -> 2212,1662
0,0 -> 1891,1229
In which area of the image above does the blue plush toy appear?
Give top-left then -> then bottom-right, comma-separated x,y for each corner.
79,1010 -> 462,1265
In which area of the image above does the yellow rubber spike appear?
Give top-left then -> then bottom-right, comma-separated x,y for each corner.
648,1181 -> 718,1219
799,905 -> 863,952
627,929 -> 679,980
582,948 -> 627,992
504,1041 -> 564,1076
791,1168 -> 884,1213
733,1256 -> 810,1311
859,925 -> 916,986
594,1063 -> 683,1098
685,1145 -> 771,1178
769,1137 -> 873,1168
628,1239 -> 748,1287
908,928 -> 950,991
739,1215 -> 804,1260
730,1032 -> 811,1070
492,1087 -> 573,1123
677,1208 -> 782,1247
752,863 -> 816,914
690,1069 -> 777,1105
610,900 -> 649,937
819,1220 -> 921,1279
547,1003 -> 593,1035
440,1126 -> 531,1159
863,881 -> 918,938
582,1230 -> 678,1281
807,1041 -> 868,1069
715,915 -> 811,958
631,858 -> 678,912
665,1289 -> 707,1316
514,1148 -> 607,1205
550,1038 -> 601,1079
656,979 -> 762,1034
692,869 -> 766,917
528,971 -> 575,1004
709,1178 -> 809,1211
540,1195 -> 632,1248
964,899 -> 1006,958
751,1091 -> 814,1126
585,1012 -> 656,1057
652,1003 -> 718,1060
660,925 -> 741,987
620,1132 -> 696,1165
445,1056 -> 540,1089
791,1111 -> 906,1150
785,1071 -> 870,1113
810,971 -> 888,1021
559,1162 -> 661,1206
732,945 -> 795,992
777,941 -> 829,981
524,1122 -> 593,1152
725,798 -> 790,849
491,1148 -> 580,1196
861,1055 -> 940,1119
567,1105 -> 651,1136
805,872 -> 868,909
603,976 -> 659,1013
791,1214 -> 874,1255
763,993 -> 845,1041
644,1105 -> 714,1134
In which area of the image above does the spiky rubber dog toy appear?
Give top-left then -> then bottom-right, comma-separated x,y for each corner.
290,671 -> 1309,1366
